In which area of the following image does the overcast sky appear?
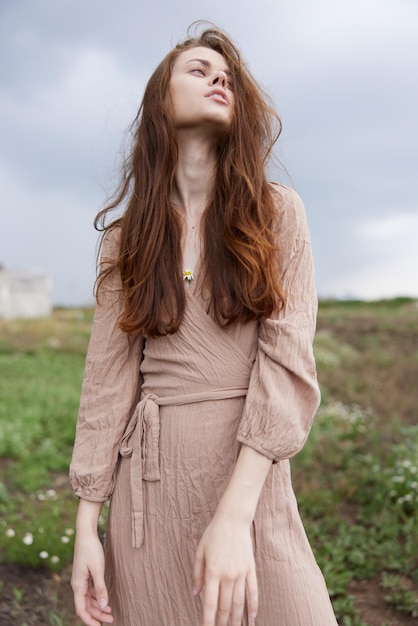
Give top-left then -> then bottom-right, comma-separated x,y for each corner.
1,0 -> 417,305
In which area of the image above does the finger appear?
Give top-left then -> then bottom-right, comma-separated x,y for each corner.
246,568 -> 258,620
216,580 -> 234,626
230,577 -> 246,626
90,566 -> 110,612
84,608 -> 113,624
193,544 -> 205,595
74,600 -> 102,626
89,592 -> 113,615
73,576 -> 97,626
86,594 -> 114,624
202,577 -> 220,626
73,577 -> 112,626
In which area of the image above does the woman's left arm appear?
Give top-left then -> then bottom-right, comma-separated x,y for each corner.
238,185 -> 321,462
193,444 -> 271,626
194,185 -> 321,626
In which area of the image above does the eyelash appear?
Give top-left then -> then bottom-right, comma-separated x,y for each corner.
191,67 -> 206,76
190,67 -> 233,90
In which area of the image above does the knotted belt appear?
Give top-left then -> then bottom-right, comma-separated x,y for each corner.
119,387 -> 248,548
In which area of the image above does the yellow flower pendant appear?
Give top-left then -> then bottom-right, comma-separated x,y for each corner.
182,270 -> 194,282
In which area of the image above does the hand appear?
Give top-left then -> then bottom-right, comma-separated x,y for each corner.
71,531 -> 113,625
192,513 -> 258,626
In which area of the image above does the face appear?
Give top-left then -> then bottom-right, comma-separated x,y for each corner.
169,46 -> 234,135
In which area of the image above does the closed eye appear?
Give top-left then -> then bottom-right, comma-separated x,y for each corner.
190,67 -> 206,76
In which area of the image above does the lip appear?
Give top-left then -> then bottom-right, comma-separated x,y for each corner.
205,88 -> 229,105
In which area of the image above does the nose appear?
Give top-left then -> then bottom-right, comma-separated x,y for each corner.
210,71 -> 228,89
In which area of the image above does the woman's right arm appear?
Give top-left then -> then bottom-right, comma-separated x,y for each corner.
70,228 -> 144,502
71,499 -> 113,625
69,228 -> 143,624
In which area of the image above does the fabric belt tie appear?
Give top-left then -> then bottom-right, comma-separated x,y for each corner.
119,387 -> 248,548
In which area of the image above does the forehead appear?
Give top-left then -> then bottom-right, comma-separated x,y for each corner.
173,46 -> 229,72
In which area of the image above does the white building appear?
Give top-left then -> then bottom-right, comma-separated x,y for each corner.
0,267 -> 52,319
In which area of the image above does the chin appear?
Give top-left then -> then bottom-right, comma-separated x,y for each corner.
206,115 -> 233,136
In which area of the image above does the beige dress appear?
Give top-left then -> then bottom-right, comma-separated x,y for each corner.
70,184 -> 338,625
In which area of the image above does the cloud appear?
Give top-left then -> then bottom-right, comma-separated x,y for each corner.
360,214 -> 418,242
324,247 -> 418,301
0,42 -> 145,194
320,212 -> 418,298
0,159 -> 98,306
0,0 -> 417,304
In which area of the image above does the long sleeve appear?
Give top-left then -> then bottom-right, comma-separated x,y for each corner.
237,184 -> 321,461
69,228 -> 144,501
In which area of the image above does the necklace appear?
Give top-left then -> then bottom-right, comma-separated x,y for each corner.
182,269 -> 194,282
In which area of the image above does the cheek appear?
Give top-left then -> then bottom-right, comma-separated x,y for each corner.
167,86 -> 183,122
169,82 -> 190,115
226,97 -> 235,124
229,97 -> 237,126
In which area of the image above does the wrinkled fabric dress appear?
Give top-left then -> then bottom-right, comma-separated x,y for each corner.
70,184 -> 338,625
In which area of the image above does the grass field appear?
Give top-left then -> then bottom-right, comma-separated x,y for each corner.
0,300 -> 417,625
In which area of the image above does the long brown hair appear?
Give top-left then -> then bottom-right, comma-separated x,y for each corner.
95,22 -> 284,337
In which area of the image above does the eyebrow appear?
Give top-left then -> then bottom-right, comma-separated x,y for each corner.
185,58 -> 231,76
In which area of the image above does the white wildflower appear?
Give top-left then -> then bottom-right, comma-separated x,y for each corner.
5,528 -> 15,538
23,532 -> 34,545
39,551 -> 49,559
60,535 -> 70,544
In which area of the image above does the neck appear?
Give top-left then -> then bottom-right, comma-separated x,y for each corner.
172,131 -> 218,219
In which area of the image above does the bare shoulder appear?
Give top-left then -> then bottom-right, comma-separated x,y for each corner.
268,182 -> 310,241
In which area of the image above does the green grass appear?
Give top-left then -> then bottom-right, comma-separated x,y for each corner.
0,310 -> 89,571
0,301 -> 417,625
0,351 -> 85,491
292,402 -> 418,624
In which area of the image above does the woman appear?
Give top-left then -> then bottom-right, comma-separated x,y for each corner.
70,23 -> 338,626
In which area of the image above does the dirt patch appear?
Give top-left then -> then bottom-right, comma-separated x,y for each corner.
316,310 -> 418,426
349,578 -> 417,626
0,562 -> 79,626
